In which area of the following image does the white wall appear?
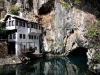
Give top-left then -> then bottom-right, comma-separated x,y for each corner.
6,17 -> 16,30
6,16 -> 42,56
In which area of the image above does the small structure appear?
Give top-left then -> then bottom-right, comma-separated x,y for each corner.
2,14 -> 43,56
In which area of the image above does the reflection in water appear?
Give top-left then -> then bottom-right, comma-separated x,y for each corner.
0,56 -> 96,75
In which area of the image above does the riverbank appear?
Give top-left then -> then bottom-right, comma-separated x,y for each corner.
0,55 -> 21,66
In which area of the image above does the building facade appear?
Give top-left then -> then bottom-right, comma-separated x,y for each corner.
3,14 -> 42,56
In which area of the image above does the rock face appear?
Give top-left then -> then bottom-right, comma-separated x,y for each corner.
0,41 -> 8,58
87,48 -> 96,64
36,0 -> 97,56
87,49 -> 100,74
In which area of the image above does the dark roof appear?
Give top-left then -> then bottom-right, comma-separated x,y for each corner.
2,14 -> 42,26
1,14 -> 42,26
3,14 -> 29,22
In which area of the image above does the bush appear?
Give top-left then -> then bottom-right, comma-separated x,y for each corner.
9,6 -> 19,15
93,53 -> 100,63
62,2 -> 69,10
74,0 -> 81,5
0,22 -> 5,34
86,20 -> 100,49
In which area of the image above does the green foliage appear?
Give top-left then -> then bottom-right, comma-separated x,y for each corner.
9,6 -> 19,15
11,56 -> 15,60
93,53 -> 100,63
41,48 -> 44,52
0,22 -> 5,34
74,0 -> 81,5
62,2 -> 69,10
59,42 -> 64,47
86,20 -> 100,49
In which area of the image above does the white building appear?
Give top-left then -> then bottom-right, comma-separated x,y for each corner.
3,14 -> 43,56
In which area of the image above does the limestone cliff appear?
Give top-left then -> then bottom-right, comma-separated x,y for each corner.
33,0 -> 97,56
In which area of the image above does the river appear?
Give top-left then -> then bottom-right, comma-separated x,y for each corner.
0,56 -> 96,75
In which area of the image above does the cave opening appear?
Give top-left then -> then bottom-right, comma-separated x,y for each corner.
68,47 -> 88,57
38,0 -> 54,15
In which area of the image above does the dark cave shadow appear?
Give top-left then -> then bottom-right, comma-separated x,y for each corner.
68,47 -> 88,56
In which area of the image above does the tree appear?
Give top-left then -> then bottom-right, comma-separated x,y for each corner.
9,6 -> 19,15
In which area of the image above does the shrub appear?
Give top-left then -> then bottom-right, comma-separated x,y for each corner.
62,2 -> 69,10
86,20 -> 100,49
9,6 -> 19,15
93,53 -> 100,63
0,22 -> 5,34
74,0 -> 81,5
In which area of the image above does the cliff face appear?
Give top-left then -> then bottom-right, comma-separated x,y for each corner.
36,0 -> 97,56
4,0 -> 99,56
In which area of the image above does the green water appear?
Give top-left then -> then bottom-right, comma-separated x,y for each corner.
0,56 -> 96,75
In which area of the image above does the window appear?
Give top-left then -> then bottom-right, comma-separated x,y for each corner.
23,34 -> 25,39
31,23 -> 33,28
32,35 -> 33,39
37,36 -> 38,39
6,22 -> 8,27
19,21 -> 22,27
34,24 -> 36,29
13,33 -> 16,39
19,21 -> 20,26
9,17 -> 11,20
34,36 -> 36,39
9,21 -> 11,26
23,22 -> 25,27
36,25 -> 38,29
9,34 -> 12,39
15,20 -> 18,26
16,20 -> 18,26
27,25 -> 29,28
27,23 -> 29,28
39,26 -> 41,30
20,21 -> 22,26
19,34 -> 22,39
29,35 -> 31,39
12,20 -> 14,26
29,35 -> 34,39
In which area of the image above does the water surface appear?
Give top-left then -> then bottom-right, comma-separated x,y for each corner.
0,56 -> 96,75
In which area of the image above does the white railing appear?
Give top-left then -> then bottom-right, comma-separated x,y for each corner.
28,28 -> 41,34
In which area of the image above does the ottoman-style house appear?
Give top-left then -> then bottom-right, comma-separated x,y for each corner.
2,14 -> 42,56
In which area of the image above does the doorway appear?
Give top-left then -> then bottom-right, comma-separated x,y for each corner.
8,42 -> 15,54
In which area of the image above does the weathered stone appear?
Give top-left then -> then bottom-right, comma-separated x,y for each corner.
93,64 -> 100,74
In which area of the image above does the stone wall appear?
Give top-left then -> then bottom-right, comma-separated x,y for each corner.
0,41 -> 8,58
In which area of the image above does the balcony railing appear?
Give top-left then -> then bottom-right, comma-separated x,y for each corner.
28,28 -> 41,34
